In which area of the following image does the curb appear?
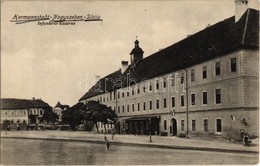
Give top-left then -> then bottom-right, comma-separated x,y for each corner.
1,136 -> 258,154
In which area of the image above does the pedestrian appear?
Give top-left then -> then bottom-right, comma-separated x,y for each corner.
105,139 -> 110,150
244,134 -> 251,146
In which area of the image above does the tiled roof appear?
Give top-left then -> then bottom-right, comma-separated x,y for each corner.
79,8 -> 259,101
54,101 -> 70,109
1,98 -> 52,109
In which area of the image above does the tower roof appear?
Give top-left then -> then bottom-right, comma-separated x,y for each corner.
130,40 -> 144,55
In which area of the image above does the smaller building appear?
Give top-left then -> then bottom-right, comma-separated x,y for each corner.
53,102 -> 69,122
0,98 -> 52,126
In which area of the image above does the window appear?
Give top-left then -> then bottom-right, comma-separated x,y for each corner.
137,103 -> 140,111
100,97 -> 102,102
192,120 -> 196,131
127,91 -> 130,97
156,99 -> 160,109
202,66 -> 207,79
127,105 -> 130,112
203,119 -> 208,132
163,78 -> 167,88
171,97 -> 175,107
143,86 -> 146,93
117,92 -> 120,99
191,69 -> 195,82
110,92 -> 112,100
181,120 -> 185,131
132,89 -> 135,96
180,73 -> 184,84
181,95 -> 185,107
164,120 -> 167,130
202,91 -> 207,105
163,98 -> 167,108
113,91 -> 116,100
132,104 -> 134,112
191,93 -> 195,106
171,74 -> 175,86
215,62 -> 221,76
23,120 -> 26,124
149,101 -> 153,110
156,80 -> 159,90
137,88 -> 140,94
122,105 -> 125,113
216,119 -> 222,132
118,106 -> 120,113
5,112 -> 7,115
149,82 -> 152,91
215,88 -> 221,104
122,92 -> 124,98
231,58 -> 237,72
143,102 -> 146,111
40,110 -> 43,115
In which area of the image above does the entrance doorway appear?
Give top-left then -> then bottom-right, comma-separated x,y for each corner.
171,118 -> 177,136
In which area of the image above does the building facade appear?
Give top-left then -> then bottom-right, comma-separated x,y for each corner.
1,98 -> 52,125
53,102 -> 69,122
79,1 -> 259,137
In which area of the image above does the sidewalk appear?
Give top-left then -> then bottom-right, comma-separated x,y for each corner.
1,130 -> 258,154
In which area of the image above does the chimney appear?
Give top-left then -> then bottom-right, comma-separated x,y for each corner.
235,0 -> 248,22
95,75 -> 101,83
121,61 -> 128,73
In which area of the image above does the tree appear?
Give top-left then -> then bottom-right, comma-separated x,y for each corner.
61,102 -> 84,130
84,100 -> 117,133
42,108 -> 59,124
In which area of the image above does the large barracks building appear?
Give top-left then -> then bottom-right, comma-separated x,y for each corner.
79,0 -> 259,137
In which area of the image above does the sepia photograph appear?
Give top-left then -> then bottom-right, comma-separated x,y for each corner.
1,0 -> 259,165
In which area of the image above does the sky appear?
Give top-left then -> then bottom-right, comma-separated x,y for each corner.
1,0 -> 258,107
